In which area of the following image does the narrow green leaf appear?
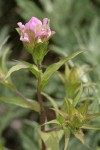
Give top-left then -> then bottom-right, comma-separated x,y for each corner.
5,61 -> 41,79
56,71 -> 65,83
67,82 -> 80,98
0,68 -> 4,78
73,129 -> 89,147
74,130 -> 84,143
40,131 -> 59,150
16,28 -> 21,35
30,64 -> 41,77
81,124 -> 100,130
0,97 -> 40,112
85,112 -> 100,120
42,119 -> 60,126
39,50 -> 84,90
0,81 -> 16,91
1,48 -> 10,74
52,108 -> 68,119
61,98 -> 73,116
68,67 -> 79,84
64,128 -> 70,150
74,83 -> 83,106
0,35 -> 9,51
65,64 -> 70,80
78,100 -> 89,115
42,92 -> 59,116
56,129 -> 64,141
5,64 -> 28,79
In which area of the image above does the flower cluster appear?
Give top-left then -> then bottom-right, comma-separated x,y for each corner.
17,17 -> 55,45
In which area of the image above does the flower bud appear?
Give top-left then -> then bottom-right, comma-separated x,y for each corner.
17,17 -> 55,55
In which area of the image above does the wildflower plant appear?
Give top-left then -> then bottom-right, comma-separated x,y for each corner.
0,17 -> 100,150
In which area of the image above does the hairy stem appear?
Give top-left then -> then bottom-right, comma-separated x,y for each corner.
37,89 -> 46,150
37,63 -> 46,150
37,89 -> 46,131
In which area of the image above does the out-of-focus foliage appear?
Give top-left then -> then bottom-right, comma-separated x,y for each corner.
0,0 -> 100,150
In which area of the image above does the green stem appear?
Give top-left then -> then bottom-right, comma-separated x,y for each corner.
37,62 -> 46,150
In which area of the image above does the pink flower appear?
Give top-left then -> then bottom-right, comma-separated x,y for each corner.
17,17 -> 55,44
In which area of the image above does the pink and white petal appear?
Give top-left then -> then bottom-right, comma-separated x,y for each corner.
17,22 -> 25,30
47,29 -> 52,37
25,21 -> 37,33
35,31 -> 42,38
30,17 -> 42,25
20,33 -> 30,43
47,31 -> 56,40
43,18 -> 48,29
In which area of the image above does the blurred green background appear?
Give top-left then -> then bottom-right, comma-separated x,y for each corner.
0,0 -> 100,150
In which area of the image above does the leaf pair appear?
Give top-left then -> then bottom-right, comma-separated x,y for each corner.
5,50 -> 84,91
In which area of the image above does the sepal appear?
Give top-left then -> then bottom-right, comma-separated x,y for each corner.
32,42 -> 48,64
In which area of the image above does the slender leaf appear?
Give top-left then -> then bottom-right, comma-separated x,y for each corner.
40,131 -> 59,150
73,129 -> 88,147
0,97 -> 40,112
42,92 -> 59,115
42,119 -> 60,126
61,98 -> 74,116
65,64 -> 70,80
39,50 -> 84,89
85,112 -> 100,120
81,124 -> 100,130
64,128 -> 70,150
0,81 -> 16,91
5,61 -> 41,79
52,108 -> 68,119
1,48 -> 10,74
78,100 -> 89,115
56,129 -> 64,141
74,83 -> 83,106
68,67 -> 79,84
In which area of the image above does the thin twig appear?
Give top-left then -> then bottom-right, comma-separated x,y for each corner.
37,90 -> 46,131
15,90 -> 36,109
37,62 -> 46,150
37,89 -> 46,150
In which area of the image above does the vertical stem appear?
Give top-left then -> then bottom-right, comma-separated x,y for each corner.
37,89 -> 46,131
37,63 -> 46,150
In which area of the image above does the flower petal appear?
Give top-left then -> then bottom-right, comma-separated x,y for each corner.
17,22 -> 25,30
43,18 -> 48,29
20,33 -> 30,43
